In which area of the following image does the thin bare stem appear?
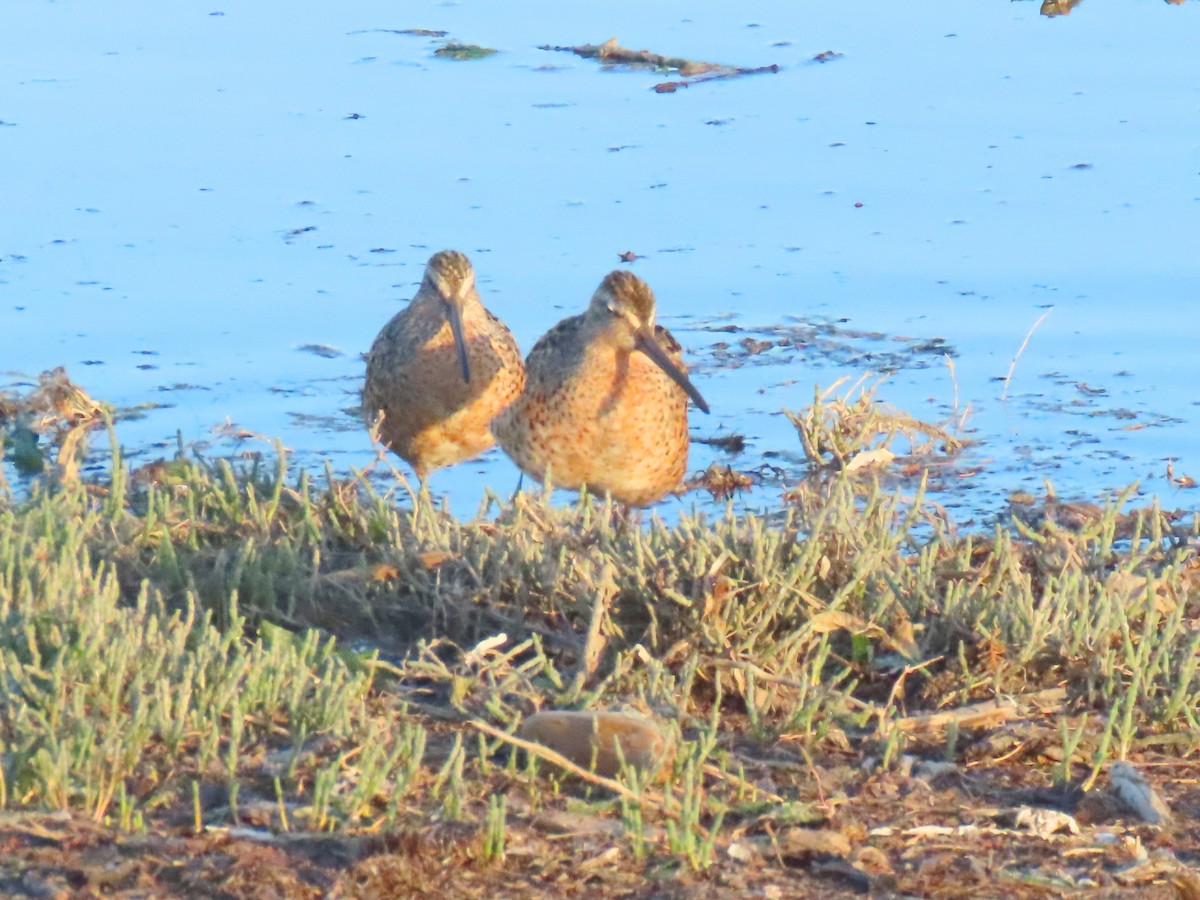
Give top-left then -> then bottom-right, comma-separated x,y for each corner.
1000,308 -> 1053,402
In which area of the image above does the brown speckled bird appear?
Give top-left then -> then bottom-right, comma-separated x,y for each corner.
363,250 -> 525,481
492,269 -> 709,506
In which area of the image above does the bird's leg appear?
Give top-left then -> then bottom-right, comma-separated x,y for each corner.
508,471 -> 525,505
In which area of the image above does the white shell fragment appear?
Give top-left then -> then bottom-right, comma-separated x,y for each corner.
1110,761 -> 1172,825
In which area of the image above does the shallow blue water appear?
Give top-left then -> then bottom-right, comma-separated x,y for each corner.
3,1 -> 1198,520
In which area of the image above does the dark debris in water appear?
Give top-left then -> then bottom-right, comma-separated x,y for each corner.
1021,394 -> 1183,428
1168,459 -> 1197,488
113,402 -> 173,422
348,28 -> 449,38
434,42 -> 497,61
695,432 -> 748,454
681,463 -> 757,500
1005,481 -> 1182,535
286,411 -> 363,434
539,37 -> 779,92
1040,0 -> 1085,17
157,383 -> 212,392
284,226 -> 317,244
0,367 -> 111,480
296,344 -> 344,359
687,317 -> 957,376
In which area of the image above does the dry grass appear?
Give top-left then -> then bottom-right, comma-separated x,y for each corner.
1,373 -> 1199,896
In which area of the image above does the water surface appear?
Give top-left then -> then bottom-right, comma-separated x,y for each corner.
3,1 -> 1197,520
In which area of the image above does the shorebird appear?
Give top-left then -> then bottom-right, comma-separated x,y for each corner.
493,269 -> 709,506
363,250 -> 525,481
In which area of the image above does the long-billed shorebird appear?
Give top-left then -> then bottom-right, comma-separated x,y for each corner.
363,250 -> 525,481
492,269 -> 709,506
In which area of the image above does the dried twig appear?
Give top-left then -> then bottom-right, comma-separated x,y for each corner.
571,563 -> 617,694
890,687 -> 1067,737
702,763 -> 786,805
1000,308 -> 1053,402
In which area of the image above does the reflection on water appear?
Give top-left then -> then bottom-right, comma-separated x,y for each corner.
2,1 -> 1198,521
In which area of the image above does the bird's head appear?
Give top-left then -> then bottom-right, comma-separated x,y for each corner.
587,270 -> 710,414
422,250 -> 477,382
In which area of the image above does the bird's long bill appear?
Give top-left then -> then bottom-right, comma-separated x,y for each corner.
634,329 -> 710,414
445,301 -> 472,383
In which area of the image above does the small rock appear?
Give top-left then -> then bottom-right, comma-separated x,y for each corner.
778,827 -> 852,858
913,759 -> 960,781
518,710 -> 670,777
727,840 -> 757,864
530,810 -> 622,838
852,845 -> 894,875
1111,761 -> 1172,825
